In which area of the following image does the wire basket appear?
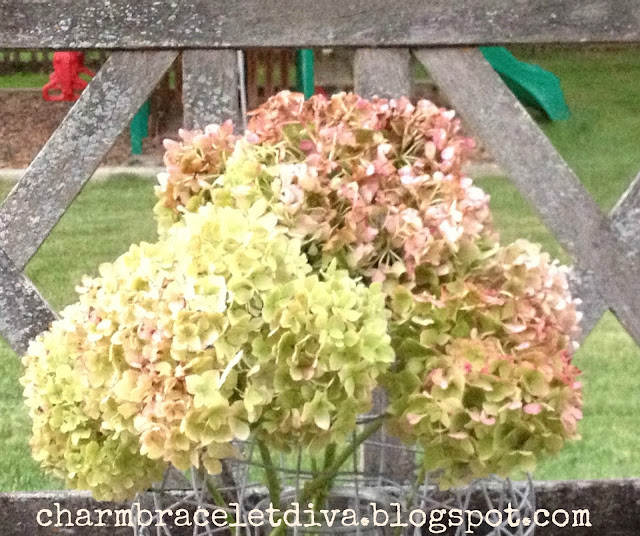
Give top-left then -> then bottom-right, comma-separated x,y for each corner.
132,418 -> 536,536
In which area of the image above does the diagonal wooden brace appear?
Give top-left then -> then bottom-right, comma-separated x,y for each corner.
0,51 -> 177,355
0,247 -> 56,354
0,50 -> 178,272
414,48 -> 640,346
571,171 -> 640,337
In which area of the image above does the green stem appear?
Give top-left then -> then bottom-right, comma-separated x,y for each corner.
267,418 -> 385,536
311,444 -> 337,508
258,439 -> 281,507
259,440 -> 287,536
204,474 -> 236,527
288,445 -> 341,536
301,417 -> 384,505
323,443 -> 337,471
270,522 -> 287,536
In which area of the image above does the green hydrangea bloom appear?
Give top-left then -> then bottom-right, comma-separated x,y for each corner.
250,263 -> 394,451
383,240 -> 582,488
21,305 -> 166,501
22,200 -> 393,499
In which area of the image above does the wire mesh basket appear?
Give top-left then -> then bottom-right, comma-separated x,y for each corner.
132,416 -> 536,536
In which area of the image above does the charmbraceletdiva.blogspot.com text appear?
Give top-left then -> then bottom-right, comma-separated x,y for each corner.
36,501 -> 592,533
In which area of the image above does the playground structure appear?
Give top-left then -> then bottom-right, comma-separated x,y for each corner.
32,45 -> 570,155
480,47 -> 570,121
133,46 -> 570,152
41,51 -> 94,102
1,1 -> 640,534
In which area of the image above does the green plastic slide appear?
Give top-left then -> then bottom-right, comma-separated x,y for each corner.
480,47 -> 570,121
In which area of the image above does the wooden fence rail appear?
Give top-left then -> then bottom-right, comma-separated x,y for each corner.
2,0 -> 640,49
1,0 -> 640,483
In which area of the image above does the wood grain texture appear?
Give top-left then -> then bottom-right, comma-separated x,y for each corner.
355,49 -> 416,483
572,171 -> 640,336
415,48 -> 640,345
354,49 -> 413,99
0,248 -> 55,355
2,478 -> 640,536
182,49 -> 241,130
0,51 -> 176,271
611,171 -> 640,254
2,0 -> 640,49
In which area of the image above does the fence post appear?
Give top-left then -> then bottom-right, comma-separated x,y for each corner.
354,48 -> 412,102
182,50 -> 243,130
354,48 -> 416,485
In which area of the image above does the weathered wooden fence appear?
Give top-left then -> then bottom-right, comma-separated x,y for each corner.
1,0 -> 640,506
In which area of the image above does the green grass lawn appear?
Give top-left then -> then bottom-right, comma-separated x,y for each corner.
1,46 -> 640,491
478,178 -> 640,481
0,177 -> 158,490
0,72 -> 49,89
512,45 -> 640,211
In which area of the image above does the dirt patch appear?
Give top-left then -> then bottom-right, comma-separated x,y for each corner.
0,90 -> 166,168
1,88 -> 492,169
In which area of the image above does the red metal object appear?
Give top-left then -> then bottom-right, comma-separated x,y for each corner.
42,52 -> 95,102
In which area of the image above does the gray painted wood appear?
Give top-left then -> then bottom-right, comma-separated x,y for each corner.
354,48 -> 415,483
3,0 -> 640,49
182,50 -> 242,130
0,248 -> 56,355
0,478 -> 639,535
572,171 -> 640,336
354,49 -> 412,99
611,171 -> 640,254
415,48 -> 640,346
181,53 -> 245,494
0,51 -> 177,272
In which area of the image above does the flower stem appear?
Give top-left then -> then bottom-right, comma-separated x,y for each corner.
301,417 -> 384,505
394,464 -> 427,536
204,474 -> 236,527
311,443 -> 337,508
258,440 -> 287,536
266,418 -> 385,536
258,439 -> 281,507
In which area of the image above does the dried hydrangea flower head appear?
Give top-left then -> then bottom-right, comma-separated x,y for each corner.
24,91 -> 582,499
156,91 -> 495,291
158,120 -> 238,218
21,304 -> 167,501
385,240 -> 582,487
153,90 -> 582,488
